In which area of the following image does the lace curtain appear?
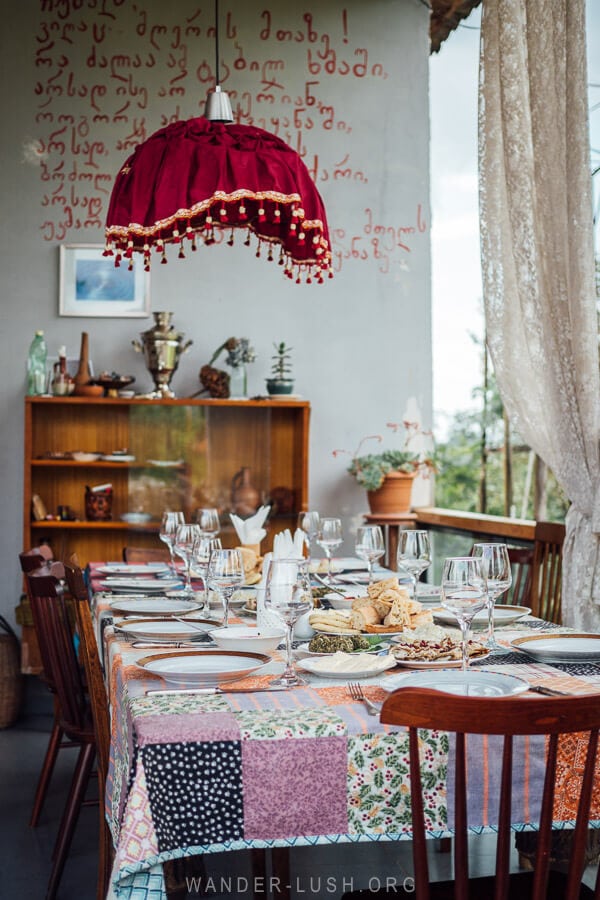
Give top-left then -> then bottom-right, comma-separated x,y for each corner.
478,0 -> 600,628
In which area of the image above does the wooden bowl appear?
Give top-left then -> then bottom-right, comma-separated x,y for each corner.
73,384 -> 104,397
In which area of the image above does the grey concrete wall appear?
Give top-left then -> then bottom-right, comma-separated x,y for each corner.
0,0 -> 432,625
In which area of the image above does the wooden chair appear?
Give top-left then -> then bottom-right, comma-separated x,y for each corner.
343,688 -> 600,900
530,521 -> 565,624
63,562 -> 113,900
26,570 -> 100,900
122,545 -> 170,564
19,551 -> 70,828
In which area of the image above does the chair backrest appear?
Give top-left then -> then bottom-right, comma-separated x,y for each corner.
381,688 -> 600,900
26,571 -> 89,736
63,562 -> 110,784
122,545 -> 170,564
530,521 -> 565,623
19,545 -> 54,572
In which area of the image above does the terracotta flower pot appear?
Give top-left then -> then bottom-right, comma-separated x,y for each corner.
367,471 -> 416,514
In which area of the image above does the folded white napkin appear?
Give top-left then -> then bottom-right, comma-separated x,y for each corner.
229,505 -> 270,546
257,527 -> 306,628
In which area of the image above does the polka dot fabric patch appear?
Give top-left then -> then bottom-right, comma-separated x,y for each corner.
142,740 -> 243,852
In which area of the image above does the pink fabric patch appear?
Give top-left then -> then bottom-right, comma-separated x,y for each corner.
242,736 -> 348,839
136,712 -> 240,746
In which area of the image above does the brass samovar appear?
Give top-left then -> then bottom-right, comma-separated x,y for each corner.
132,312 -> 192,398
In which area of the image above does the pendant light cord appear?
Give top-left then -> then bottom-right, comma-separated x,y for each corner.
214,0 -> 221,87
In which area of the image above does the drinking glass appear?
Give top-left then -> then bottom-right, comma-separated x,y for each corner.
316,517 -> 343,582
397,530 -> 431,601
159,511 -> 184,574
355,525 -> 385,584
440,556 -> 488,671
207,548 -> 244,626
472,543 -> 512,653
195,507 -> 220,537
264,558 -> 312,687
173,523 -> 201,595
297,510 -> 320,559
192,535 -> 222,613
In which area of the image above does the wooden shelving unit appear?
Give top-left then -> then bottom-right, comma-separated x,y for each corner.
24,396 -> 310,566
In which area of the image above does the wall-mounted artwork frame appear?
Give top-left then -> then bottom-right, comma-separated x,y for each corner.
59,243 -> 150,317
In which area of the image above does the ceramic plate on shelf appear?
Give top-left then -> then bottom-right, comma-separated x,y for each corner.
121,512 -> 153,525
101,454 -> 136,462
109,597 -> 202,616
97,564 -> 170,576
511,634 -> 600,663
136,649 -> 271,685
115,617 -> 215,641
297,653 -> 396,680
432,605 -> 530,629
380,670 -> 529,697
100,577 -> 182,593
145,458 -> 185,467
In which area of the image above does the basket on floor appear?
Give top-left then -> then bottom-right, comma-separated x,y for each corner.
0,615 -> 23,728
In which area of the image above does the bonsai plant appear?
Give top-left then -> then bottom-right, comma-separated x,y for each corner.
266,341 -> 294,395
334,421 -> 436,514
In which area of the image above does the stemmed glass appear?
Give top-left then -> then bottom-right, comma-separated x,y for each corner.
297,510 -> 320,560
264,558 -> 312,688
207,548 -> 244,626
316,517 -> 343,582
159,511 -> 184,574
195,507 -> 220,537
397,530 -> 431,601
192,535 -> 222,614
440,557 -> 488,671
472,543 -> 512,654
173,523 -> 201,595
355,525 -> 385,584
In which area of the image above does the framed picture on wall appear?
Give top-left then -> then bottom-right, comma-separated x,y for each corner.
59,244 -> 150,317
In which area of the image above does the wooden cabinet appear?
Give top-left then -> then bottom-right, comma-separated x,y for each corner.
24,397 -> 310,566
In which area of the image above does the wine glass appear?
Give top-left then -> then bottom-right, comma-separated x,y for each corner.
195,507 -> 220,537
397,530 -> 431,601
355,525 -> 385,584
192,535 -> 222,614
173,523 -> 201,595
207,548 -> 244,626
316,517 -> 343,582
297,510 -> 320,560
440,557 -> 488,671
264,558 -> 312,688
159,511 -> 184,574
472,543 -> 512,654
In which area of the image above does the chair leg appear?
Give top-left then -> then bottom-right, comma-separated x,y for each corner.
46,743 -> 95,900
30,717 -> 64,827
96,778 -> 114,900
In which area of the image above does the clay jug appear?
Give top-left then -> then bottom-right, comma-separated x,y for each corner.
231,467 -> 260,516
73,332 -> 92,389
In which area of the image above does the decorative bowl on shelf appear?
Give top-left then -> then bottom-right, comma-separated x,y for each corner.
121,512 -> 152,524
70,451 -> 102,463
95,374 -> 136,397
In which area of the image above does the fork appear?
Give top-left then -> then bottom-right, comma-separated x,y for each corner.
347,681 -> 382,717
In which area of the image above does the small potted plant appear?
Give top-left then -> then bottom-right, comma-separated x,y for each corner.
266,342 -> 294,395
334,421 -> 436,514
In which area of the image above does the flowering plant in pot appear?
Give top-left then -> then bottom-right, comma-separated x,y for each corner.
333,421 -> 437,514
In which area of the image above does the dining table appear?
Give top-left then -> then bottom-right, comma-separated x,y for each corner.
88,562 -> 600,900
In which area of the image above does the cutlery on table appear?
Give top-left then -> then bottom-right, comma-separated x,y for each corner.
347,681 -> 382,716
145,686 -> 288,695
312,574 -> 349,597
130,640 -> 206,649
527,685 -> 574,697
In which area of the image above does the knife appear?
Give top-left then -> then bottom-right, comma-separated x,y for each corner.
528,685 -> 573,697
145,686 -> 289,695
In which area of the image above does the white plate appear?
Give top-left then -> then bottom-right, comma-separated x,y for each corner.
101,454 -> 136,462
392,653 -> 490,670
146,458 -> 184,467
109,597 -> 202,616
71,451 -> 102,462
121,512 -> 152,524
116,617 -> 215,641
241,604 -> 257,617
100,577 -> 182,592
336,558 -> 369,572
433,605 -> 530,629
296,639 -> 391,658
136,649 -> 271,685
97,564 -> 170,576
380,670 -> 529,697
297,654 -> 397,679
416,585 -> 442,601
511,634 -> 600,663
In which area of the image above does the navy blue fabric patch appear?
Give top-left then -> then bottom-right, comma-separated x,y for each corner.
142,740 -> 243,852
